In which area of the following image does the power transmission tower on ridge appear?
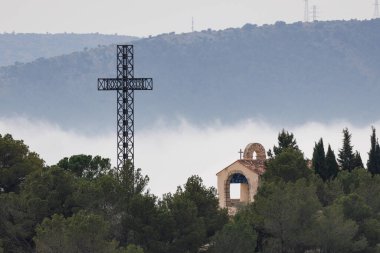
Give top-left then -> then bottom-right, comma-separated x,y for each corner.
312,5 -> 318,21
98,45 -> 153,171
304,0 -> 310,22
375,0 -> 380,19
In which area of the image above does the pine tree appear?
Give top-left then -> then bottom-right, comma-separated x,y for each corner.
313,138 -> 327,181
273,129 -> 299,156
352,151 -> 364,169
325,145 -> 339,179
367,127 -> 380,174
338,128 -> 355,172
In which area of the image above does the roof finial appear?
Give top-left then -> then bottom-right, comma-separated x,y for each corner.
238,149 -> 244,159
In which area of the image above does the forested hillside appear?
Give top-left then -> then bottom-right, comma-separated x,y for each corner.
3,127 -> 380,252
0,19 -> 379,132
0,33 -> 137,67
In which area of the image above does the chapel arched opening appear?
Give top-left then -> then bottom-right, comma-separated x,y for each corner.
226,173 -> 250,208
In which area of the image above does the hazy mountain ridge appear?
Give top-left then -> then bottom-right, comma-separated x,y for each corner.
1,19 -> 379,133
0,33 -> 137,67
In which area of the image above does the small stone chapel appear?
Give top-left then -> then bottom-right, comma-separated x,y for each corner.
216,142 -> 266,214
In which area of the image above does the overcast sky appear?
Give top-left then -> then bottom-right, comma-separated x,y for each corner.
0,0 -> 376,36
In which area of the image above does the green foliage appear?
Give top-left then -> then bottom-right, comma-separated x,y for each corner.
339,193 -> 372,222
263,148 -> 311,183
314,176 -> 343,206
21,166 -> 77,220
360,218 -> 380,249
270,129 -> 299,157
0,133 -> 44,193
313,138 -> 327,180
336,168 -> 368,195
154,176 -> 228,253
57,154 -> 111,178
163,192 -> 207,253
313,205 -> 367,253
325,145 -> 339,180
0,192 -> 33,252
34,211 -> 126,253
209,221 -> 257,253
353,151 -> 364,169
0,167 -> 79,252
120,192 -> 160,248
253,180 -> 321,253
5,131 -> 380,253
181,176 -> 228,238
72,174 -> 121,215
367,127 -> 380,175
314,140 -> 340,181
336,169 -> 380,215
124,244 -> 145,253
118,162 -> 150,201
338,128 -> 356,172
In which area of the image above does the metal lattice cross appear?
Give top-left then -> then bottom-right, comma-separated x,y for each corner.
98,45 -> 153,171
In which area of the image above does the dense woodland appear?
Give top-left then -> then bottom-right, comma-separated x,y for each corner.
2,127 -> 380,252
0,33 -> 136,67
1,19 -> 380,132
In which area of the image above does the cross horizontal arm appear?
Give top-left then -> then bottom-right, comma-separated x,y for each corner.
98,78 -> 153,91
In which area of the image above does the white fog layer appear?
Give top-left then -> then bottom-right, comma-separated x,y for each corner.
1,116 -> 379,196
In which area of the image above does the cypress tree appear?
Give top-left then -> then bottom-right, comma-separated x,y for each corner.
352,151 -> 364,169
325,145 -> 339,179
312,138 -> 327,181
376,142 -> 380,173
367,127 -> 380,174
338,128 -> 355,172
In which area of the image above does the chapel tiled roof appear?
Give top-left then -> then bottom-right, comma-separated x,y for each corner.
237,159 -> 266,175
216,159 -> 266,175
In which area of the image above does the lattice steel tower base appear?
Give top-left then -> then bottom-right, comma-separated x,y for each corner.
98,45 -> 153,171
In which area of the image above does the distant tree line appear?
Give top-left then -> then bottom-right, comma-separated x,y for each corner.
2,126 -> 380,252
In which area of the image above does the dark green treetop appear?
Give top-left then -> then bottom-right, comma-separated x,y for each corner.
208,221 -> 257,253
367,127 -> 380,175
268,129 -> 299,158
0,133 -> 44,193
313,138 -> 327,181
353,151 -> 364,169
253,180 -> 321,253
34,211 -> 137,253
57,154 -> 111,179
338,128 -> 355,172
273,129 -> 299,156
325,145 -> 339,180
263,148 -> 311,183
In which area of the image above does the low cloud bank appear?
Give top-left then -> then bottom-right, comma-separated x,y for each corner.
1,116 -> 379,196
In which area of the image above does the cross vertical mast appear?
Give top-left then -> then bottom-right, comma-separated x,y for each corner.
98,45 -> 153,172
117,45 -> 135,169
